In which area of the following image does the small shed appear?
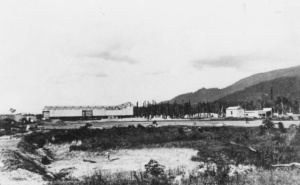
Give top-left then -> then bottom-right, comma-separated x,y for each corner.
226,106 -> 244,118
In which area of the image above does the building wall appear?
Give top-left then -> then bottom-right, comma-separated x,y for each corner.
46,106 -> 134,118
244,111 -> 259,118
226,109 -> 245,118
93,108 -> 107,116
14,114 -> 23,122
245,110 -> 266,118
50,109 -> 82,117
26,115 -> 37,122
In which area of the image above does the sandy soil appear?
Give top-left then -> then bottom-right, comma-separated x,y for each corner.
0,169 -> 45,185
0,136 -> 20,150
0,134 -> 47,185
47,144 -> 199,179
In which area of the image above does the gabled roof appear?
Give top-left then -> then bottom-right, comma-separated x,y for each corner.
226,106 -> 243,110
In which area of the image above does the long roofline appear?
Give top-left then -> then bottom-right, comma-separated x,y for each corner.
43,102 -> 133,111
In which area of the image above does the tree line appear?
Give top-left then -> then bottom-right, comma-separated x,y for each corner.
133,100 -> 225,119
133,96 -> 300,118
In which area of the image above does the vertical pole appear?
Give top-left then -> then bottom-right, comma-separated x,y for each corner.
167,101 -> 169,119
189,99 -> 191,118
182,99 -> 184,118
136,101 -> 139,118
198,102 -> 200,118
160,102 -> 163,118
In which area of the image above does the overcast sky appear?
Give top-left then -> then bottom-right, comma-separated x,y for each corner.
1,0 -> 300,113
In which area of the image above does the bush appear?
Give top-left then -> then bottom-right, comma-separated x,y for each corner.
0,120 -> 11,131
23,132 -> 51,148
263,119 -> 275,129
178,127 -> 184,135
145,159 -> 166,177
69,145 -> 88,151
278,122 -> 286,133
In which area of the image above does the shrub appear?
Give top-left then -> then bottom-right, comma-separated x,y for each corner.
23,132 -> 51,148
278,122 -> 286,133
145,159 -> 166,177
0,120 -> 12,131
178,127 -> 184,135
69,145 -> 88,151
263,119 -> 275,129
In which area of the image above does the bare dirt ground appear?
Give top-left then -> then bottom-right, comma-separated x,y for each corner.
0,169 -> 45,185
40,119 -> 300,130
47,143 -> 199,179
0,136 -> 20,150
0,135 -> 46,185
1,120 -> 300,184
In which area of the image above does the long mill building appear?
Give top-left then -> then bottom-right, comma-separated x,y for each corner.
42,102 -> 133,120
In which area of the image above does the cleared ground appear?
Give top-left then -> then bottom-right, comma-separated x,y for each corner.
1,120 -> 300,185
40,119 -> 300,130
0,136 -> 20,150
47,144 -> 199,179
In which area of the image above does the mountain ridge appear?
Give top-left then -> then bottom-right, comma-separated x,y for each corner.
169,65 -> 300,104
218,76 -> 300,103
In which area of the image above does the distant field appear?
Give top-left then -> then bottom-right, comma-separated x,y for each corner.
39,119 -> 300,130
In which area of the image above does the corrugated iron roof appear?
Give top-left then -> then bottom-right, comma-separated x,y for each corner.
43,102 -> 132,111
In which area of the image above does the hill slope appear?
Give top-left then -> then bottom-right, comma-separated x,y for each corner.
169,65 -> 300,103
218,76 -> 300,102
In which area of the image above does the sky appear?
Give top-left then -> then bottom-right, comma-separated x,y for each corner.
1,0 -> 300,113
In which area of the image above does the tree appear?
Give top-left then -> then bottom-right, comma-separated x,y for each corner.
9,108 -> 16,114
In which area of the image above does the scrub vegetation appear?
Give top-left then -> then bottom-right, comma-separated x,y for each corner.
19,121 -> 300,184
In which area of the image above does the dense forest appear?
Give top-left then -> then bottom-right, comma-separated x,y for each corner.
169,65 -> 300,104
135,77 -> 300,118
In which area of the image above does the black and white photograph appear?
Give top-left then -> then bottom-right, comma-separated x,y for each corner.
1,0 -> 300,184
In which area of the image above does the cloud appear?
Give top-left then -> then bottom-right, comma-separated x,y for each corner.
86,52 -> 138,65
91,73 -> 108,78
53,71 -> 107,85
192,55 -> 257,70
147,71 -> 168,76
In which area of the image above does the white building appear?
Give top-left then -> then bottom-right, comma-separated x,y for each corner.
42,102 -> 134,120
244,110 -> 266,118
244,108 -> 272,118
226,106 -> 245,118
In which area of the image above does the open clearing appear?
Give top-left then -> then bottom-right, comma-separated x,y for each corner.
47,144 -> 199,179
0,136 -> 20,150
2,120 -> 300,185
